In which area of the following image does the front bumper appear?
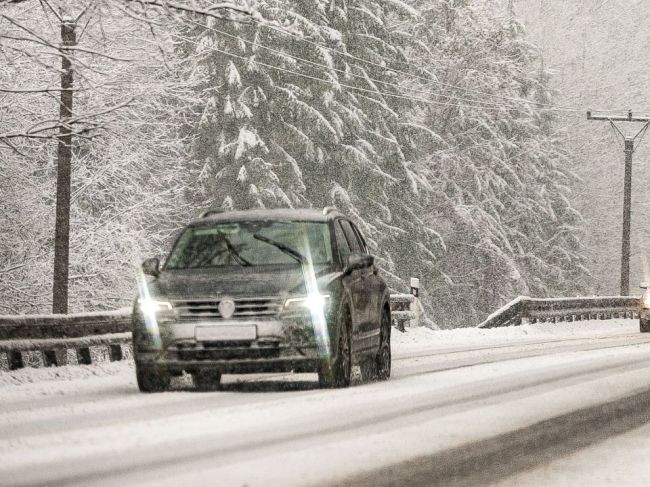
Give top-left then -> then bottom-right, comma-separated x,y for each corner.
136,354 -> 321,374
134,316 -> 325,374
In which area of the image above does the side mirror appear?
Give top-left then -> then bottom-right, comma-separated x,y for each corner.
142,257 -> 160,277
641,282 -> 649,290
345,252 -> 375,274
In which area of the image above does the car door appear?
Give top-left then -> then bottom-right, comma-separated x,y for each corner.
334,220 -> 366,351
339,220 -> 377,353
349,221 -> 384,347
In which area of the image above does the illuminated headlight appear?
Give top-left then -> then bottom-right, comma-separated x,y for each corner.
284,294 -> 330,314
138,298 -> 173,316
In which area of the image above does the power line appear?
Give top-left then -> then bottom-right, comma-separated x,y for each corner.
187,18 -> 547,113
257,22 -> 585,113
181,35 -> 547,113
182,14 -> 586,113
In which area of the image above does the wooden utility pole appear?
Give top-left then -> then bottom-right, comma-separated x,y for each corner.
587,110 -> 650,296
52,17 -> 76,314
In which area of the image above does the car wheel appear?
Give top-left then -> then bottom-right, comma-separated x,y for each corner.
641,318 -> 650,333
376,307 -> 391,381
135,361 -> 170,393
319,304 -> 352,388
193,370 -> 222,391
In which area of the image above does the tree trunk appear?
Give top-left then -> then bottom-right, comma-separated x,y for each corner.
52,19 -> 76,314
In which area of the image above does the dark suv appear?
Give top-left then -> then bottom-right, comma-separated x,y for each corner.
132,207 -> 391,392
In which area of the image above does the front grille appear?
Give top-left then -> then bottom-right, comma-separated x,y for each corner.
172,297 -> 283,320
168,342 -> 281,360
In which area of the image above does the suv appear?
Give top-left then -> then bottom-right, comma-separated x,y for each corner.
132,207 -> 391,392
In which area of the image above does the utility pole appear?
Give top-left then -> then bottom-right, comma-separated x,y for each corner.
587,110 -> 650,296
52,17 -> 76,314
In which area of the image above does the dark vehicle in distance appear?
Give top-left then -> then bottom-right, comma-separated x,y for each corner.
640,282 -> 650,333
132,207 -> 392,392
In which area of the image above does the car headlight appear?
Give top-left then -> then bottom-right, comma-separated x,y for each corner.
642,295 -> 650,309
137,298 -> 173,316
284,293 -> 330,314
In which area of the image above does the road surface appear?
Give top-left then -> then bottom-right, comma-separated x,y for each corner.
2,320 -> 650,486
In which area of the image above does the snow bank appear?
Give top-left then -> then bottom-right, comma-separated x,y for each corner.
392,318 -> 639,355
0,360 -> 132,387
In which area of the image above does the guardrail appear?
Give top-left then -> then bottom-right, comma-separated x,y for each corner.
0,309 -> 131,371
0,292 -> 422,371
477,296 -> 640,329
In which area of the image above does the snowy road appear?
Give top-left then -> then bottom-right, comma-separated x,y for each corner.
2,320 -> 650,487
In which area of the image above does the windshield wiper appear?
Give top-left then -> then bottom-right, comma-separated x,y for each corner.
189,236 -> 251,268
253,233 -> 307,264
223,237 -> 252,266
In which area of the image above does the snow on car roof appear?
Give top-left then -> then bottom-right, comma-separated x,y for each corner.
189,208 -> 342,225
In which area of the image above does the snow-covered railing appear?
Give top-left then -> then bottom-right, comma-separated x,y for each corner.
0,309 -> 131,371
477,296 -> 640,329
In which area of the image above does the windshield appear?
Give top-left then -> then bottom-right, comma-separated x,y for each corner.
164,220 -> 332,269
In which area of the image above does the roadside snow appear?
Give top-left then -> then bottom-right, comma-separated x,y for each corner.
392,318 -> 639,356
0,361 -> 133,387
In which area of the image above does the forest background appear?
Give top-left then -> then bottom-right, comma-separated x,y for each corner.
2,0 -> 629,328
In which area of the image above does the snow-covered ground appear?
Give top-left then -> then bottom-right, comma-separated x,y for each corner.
393,318 -> 638,355
498,421 -> 650,487
1,318 -> 648,487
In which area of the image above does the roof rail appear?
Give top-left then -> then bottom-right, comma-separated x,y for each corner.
322,206 -> 337,215
199,208 -> 225,218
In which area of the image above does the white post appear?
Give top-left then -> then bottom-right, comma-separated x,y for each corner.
409,277 -> 420,327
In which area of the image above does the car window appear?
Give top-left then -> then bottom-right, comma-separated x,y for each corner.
334,221 -> 351,264
349,222 -> 368,254
339,220 -> 361,252
165,221 -> 332,269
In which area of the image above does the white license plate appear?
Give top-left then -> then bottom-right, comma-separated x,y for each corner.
195,325 -> 257,341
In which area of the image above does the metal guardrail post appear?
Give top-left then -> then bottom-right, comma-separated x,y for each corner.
9,351 -> 23,370
109,344 -> 123,362
76,347 -> 92,365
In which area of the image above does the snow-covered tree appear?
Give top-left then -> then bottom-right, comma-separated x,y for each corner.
0,1 -> 204,313
183,0 -> 444,315
408,0 -> 588,325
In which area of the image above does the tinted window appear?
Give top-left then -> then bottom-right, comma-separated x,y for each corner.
339,220 -> 361,252
165,221 -> 332,269
334,221 -> 351,264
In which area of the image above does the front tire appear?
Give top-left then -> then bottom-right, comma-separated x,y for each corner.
135,361 -> 170,393
193,370 -> 222,391
641,317 -> 650,333
319,304 -> 352,388
376,307 -> 391,381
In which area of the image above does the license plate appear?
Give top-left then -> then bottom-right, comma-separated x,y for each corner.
195,325 -> 257,341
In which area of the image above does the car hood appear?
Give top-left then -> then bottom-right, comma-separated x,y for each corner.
148,265 -> 340,299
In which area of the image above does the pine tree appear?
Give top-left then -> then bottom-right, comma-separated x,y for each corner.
181,0 -> 587,326
185,0 -> 444,313
408,0 -> 588,325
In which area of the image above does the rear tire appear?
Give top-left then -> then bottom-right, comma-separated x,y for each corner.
376,307 -> 391,381
319,305 -> 352,388
641,318 -> 650,333
135,362 -> 170,393
193,370 -> 222,391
